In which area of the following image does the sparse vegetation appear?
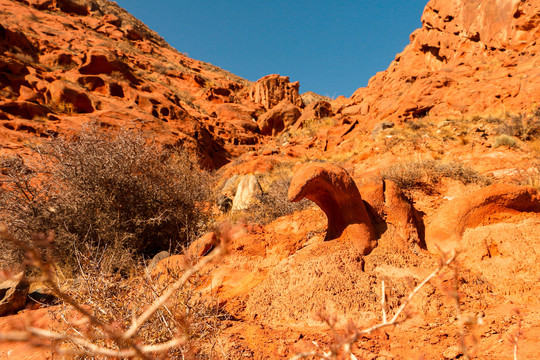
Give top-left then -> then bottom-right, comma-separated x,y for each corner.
0,122 -> 212,274
494,134 -> 518,149
381,159 -> 491,192
249,174 -> 311,224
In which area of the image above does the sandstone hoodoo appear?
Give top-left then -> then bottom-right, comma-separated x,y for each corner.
288,162 -> 376,254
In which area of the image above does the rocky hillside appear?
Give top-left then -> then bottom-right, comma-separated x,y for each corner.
338,0 -> 540,124
0,0 -> 539,359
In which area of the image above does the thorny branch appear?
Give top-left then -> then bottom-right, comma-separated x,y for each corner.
0,225 -> 224,358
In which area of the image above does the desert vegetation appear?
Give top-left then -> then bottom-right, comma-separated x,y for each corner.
0,122 -> 212,274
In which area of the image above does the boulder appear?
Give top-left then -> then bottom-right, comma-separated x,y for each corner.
257,102 -> 301,136
371,120 -> 395,139
48,80 -> 94,113
249,74 -> 303,110
17,85 -> 44,103
231,174 -> 263,211
426,184 -> 540,253
288,163 -> 375,254
0,272 -> 29,317
146,251 -> 170,273
221,175 -> 240,198
294,100 -> 333,129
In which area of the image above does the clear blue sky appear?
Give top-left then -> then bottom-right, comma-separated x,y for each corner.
115,0 -> 427,98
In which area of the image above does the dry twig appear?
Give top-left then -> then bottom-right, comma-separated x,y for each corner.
291,250 -> 457,360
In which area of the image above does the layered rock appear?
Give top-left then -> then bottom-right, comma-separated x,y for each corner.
249,74 -> 304,110
288,163 -> 376,254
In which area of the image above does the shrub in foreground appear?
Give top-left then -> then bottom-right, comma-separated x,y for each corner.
0,122 -> 212,273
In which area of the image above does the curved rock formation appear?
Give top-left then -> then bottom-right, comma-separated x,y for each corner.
288,163 -> 375,254
426,183 -> 540,253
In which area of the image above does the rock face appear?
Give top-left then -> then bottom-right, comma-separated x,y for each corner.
249,74 -> 304,110
426,183 -> 540,253
344,0 -> 540,123
257,102 -> 302,136
288,163 -> 375,254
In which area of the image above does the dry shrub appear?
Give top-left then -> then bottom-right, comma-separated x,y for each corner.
496,111 -> 540,141
61,251 -> 222,359
0,122 -> 212,273
249,173 -> 311,224
493,134 -> 518,149
381,160 -> 491,192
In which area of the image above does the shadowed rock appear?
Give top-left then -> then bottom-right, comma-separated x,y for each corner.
288,163 -> 375,254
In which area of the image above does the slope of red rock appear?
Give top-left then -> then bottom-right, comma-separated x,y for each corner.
1,0 -> 539,359
340,0 -> 540,124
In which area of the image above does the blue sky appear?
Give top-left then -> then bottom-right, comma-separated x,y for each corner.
115,1 -> 427,98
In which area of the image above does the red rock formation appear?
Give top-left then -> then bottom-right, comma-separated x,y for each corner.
426,183 -> 540,253
343,0 -> 540,124
257,102 -> 301,136
249,74 -> 303,110
288,163 -> 375,254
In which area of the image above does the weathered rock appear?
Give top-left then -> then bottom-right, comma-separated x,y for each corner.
187,232 -> 218,257
288,163 -> 375,254
48,80 -> 94,113
217,195 -> 233,213
295,100 -> 333,129
346,0 -> 540,124
249,74 -> 303,110
146,251 -> 170,273
0,100 -> 50,119
426,184 -> 540,253
221,175 -> 240,198
17,85 -> 44,103
360,177 -> 424,248
0,272 -> 29,317
371,120 -> 395,139
257,102 -> 301,136
232,174 -> 263,211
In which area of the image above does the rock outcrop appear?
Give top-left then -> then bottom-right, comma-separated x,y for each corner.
288,163 -> 375,254
249,74 -> 303,110
426,183 -> 540,253
257,102 -> 302,136
343,0 -> 540,123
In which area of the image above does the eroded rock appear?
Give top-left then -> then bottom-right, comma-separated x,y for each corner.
0,272 -> 29,317
257,102 -> 301,136
426,183 -> 540,253
249,74 -> 303,110
232,174 -> 263,211
288,163 -> 375,254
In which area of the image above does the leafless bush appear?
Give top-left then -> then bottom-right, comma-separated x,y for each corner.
0,122 -> 212,273
249,175 -> 311,224
497,112 -> 540,141
0,226 -> 226,358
